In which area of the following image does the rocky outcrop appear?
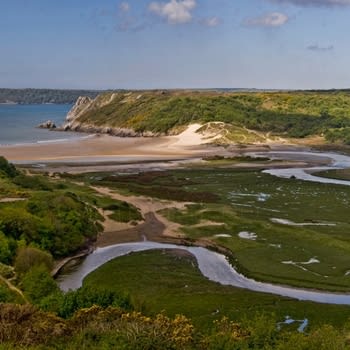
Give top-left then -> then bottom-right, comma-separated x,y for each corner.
37,120 -> 56,129
63,123 -> 157,137
65,96 -> 93,123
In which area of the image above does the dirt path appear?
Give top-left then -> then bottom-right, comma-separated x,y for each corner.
0,198 -> 27,203
91,186 -> 190,246
0,275 -> 28,303
91,186 -> 191,215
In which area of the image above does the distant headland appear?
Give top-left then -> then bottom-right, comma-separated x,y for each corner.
0,88 -> 101,104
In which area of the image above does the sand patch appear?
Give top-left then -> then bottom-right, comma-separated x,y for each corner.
169,123 -> 219,148
92,186 -> 191,239
98,209 -> 134,232
92,186 -> 191,215
192,220 -> 226,228
0,198 -> 27,203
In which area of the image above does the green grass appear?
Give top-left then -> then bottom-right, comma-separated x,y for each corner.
84,249 -> 350,331
83,168 -> 350,292
315,168 -> 350,181
106,202 -> 142,222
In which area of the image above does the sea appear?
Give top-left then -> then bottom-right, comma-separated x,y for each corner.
0,104 -> 88,146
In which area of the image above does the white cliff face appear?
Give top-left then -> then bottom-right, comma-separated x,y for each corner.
65,96 -> 93,126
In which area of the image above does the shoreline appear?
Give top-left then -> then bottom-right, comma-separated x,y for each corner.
0,132 -> 214,162
0,122 -> 314,164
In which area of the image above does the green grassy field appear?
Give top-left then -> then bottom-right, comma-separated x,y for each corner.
79,168 -> 350,292
84,249 -> 350,331
316,168 -> 350,181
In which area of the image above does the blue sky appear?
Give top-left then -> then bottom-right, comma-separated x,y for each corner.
1,0 -> 350,89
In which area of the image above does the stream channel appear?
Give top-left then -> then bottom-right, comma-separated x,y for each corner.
57,151 -> 350,305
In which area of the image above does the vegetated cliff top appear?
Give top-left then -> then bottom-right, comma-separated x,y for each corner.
65,89 -> 350,143
0,88 -> 102,104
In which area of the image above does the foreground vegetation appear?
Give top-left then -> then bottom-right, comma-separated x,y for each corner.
3,302 -> 350,350
3,247 -> 350,349
68,90 -> 350,143
2,249 -> 350,349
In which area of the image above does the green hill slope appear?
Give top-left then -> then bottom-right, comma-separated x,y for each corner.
64,90 -> 350,143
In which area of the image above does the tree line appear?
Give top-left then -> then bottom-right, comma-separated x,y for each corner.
0,88 -> 101,104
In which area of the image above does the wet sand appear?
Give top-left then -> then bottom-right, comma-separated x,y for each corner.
0,134 -> 199,162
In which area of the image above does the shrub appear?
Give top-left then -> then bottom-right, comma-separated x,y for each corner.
0,156 -> 18,178
21,265 -> 59,304
0,232 -> 12,265
0,303 -> 68,346
41,286 -> 132,319
13,175 -> 53,191
14,247 -> 53,276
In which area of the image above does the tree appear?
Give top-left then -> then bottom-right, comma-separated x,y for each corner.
0,207 -> 40,241
0,231 -> 12,264
0,156 -> 18,178
21,265 -> 59,304
14,247 -> 53,276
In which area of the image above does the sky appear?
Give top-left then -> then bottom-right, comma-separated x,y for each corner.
1,0 -> 350,89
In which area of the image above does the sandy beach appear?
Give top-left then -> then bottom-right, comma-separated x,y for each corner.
0,123 -> 327,175
0,124 -> 220,164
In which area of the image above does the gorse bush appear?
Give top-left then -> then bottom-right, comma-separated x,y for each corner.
0,303 -> 69,346
0,305 -> 350,349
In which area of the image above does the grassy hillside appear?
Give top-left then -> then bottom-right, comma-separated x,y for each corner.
0,156 -> 143,304
68,90 -> 350,143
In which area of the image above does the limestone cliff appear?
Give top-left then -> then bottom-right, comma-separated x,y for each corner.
64,96 -> 93,128
62,93 -> 157,137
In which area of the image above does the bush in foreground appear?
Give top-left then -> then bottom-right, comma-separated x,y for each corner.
0,304 -> 350,349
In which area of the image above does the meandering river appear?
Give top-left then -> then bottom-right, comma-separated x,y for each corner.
57,150 -> 350,305
254,151 -> 350,186
57,241 -> 350,304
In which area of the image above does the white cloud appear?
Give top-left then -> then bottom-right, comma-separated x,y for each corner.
148,0 -> 197,24
199,16 -> 221,27
244,12 -> 289,27
268,0 -> 350,6
119,2 -> 130,12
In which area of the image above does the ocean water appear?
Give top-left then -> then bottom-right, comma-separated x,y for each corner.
0,104 -> 86,145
